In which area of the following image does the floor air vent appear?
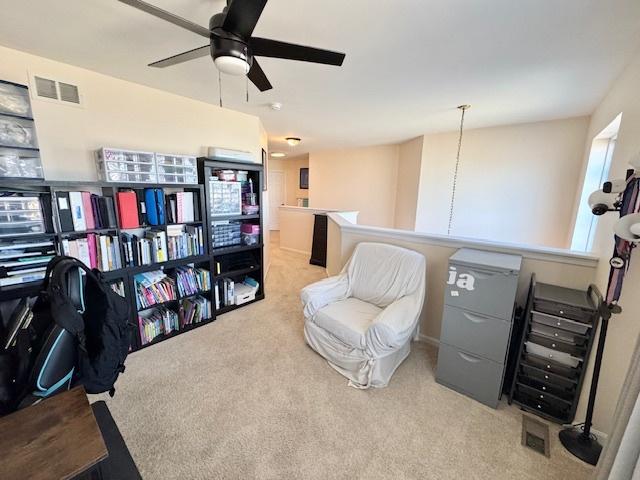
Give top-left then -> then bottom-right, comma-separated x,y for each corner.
522,415 -> 550,457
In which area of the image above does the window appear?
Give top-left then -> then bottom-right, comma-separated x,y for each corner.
571,113 -> 622,251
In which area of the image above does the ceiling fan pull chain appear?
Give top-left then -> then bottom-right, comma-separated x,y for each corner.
245,47 -> 249,102
447,105 -> 470,236
218,70 -> 223,108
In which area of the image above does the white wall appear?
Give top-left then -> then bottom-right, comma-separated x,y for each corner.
572,48 -> 640,434
269,155 -> 309,206
309,145 -> 399,228
0,45 -> 265,180
415,117 -> 590,248
394,137 -> 423,230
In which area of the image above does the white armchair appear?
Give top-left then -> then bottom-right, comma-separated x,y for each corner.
301,242 -> 426,388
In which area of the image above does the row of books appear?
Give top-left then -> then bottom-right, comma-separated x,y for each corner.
57,191 -> 117,232
134,270 -> 177,310
116,189 -> 200,229
0,239 -> 55,286
166,225 -> 204,260
138,306 -> 179,346
62,234 -> 123,271
175,266 -> 211,298
179,295 -> 211,327
214,276 -> 259,310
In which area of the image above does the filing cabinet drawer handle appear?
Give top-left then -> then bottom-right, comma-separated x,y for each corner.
458,352 -> 482,363
462,312 -> 488,324
467,269 -> 493,280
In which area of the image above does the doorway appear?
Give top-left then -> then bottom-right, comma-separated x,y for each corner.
268,170 -> 285,230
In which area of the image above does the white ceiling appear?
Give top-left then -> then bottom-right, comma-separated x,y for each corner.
1,0 -> 639,156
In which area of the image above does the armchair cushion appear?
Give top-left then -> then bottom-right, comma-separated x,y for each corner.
314,298 -> 382,349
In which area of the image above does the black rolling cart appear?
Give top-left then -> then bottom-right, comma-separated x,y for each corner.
508,274 -> 602,427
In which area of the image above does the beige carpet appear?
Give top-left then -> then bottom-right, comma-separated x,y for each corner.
94,239 -> 594,480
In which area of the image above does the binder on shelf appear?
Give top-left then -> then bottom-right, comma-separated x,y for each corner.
56,191 -> 74,232
69,191 -> 86,231
145,188 -> 165,225
116,191 -> 139,228
135,189 -> 147,225
104,197 -> 117,228
81,192 -> 95,230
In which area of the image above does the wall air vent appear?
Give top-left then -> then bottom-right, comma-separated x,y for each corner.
58,82 -> 80,104
34,76 -> 58,100
30,74 -> 83,107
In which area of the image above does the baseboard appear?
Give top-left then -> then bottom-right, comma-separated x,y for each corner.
279,246 -> 311,256
417,333 -> 440,347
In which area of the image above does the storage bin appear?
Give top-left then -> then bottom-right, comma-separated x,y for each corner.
533,283 -> 595,323
210,180 -> 242,216
525,341 -> 581,368
528,333 -> 586,356
0,147 -> 43,179
514,384 -> 571,421
518,376 -> 574,401
241,232 -> 259,246
520,363 -> 577,389
531,310 -> 591,334
0,82 -> 32,118
0,114 -> 38,148
240,224 -> 260,235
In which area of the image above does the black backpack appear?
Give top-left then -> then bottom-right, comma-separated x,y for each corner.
0,256 -> 132,412
40,256 -> 132,394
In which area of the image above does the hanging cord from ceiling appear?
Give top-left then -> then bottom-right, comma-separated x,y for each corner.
447,104 -> 471,236
245,46 -> 249,103
218,70 -> 223,108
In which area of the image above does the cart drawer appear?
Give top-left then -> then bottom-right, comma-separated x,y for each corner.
530,322 -> 588,346
524,342 -> 582,368
528,333 -> 586,357
517,375 -> 574,401
440,305 -> 511,363
522,353 -> 580,379
531,310 -> 591,334
533,299 -> 593,323
520,363 -> 577,389
436,343 -> 504,408
514,385 -> 571,422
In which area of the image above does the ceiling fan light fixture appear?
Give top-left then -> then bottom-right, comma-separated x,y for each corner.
214,55 -> 250,76
271,152 -> 286,158
285,137 -> 301,146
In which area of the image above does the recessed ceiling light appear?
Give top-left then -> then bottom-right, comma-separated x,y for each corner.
285,137 -> 301,146
271,152 -> 286,158
269,102 -> 283,111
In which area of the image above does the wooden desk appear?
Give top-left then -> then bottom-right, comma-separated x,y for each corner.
0,386 -> 108,480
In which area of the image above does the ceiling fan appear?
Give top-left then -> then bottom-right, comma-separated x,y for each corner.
118,0 -> 346,92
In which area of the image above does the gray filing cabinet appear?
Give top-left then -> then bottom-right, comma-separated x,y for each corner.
436,248 -> 522,408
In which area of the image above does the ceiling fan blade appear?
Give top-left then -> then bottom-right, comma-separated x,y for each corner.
222,0 -> 267,38
148,45 -> 210,68
247,59 -> 273,92
118,0 -> 211,38
250,37 -> 345,66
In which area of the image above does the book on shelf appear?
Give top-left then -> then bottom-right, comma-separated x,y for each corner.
134,270 -> 177,310
179,295 -> 211,327
166,191 -> 199,224
175,266 -> 210,298
117,190 -> 139,229
57,191 -> 117,232
138,306 -> 179,345
166,224 -> 204,259
61,233 -> 122,271
0,239 -> 56,286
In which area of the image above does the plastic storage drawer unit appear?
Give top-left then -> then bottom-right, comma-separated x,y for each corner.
97,148 -> 157,184
155,154 -> 197,185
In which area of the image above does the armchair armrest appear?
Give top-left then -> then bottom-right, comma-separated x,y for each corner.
366,294 -> 423,356
300,274 -> 350,319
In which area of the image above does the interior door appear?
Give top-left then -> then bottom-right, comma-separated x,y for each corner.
268,170 -> 285,230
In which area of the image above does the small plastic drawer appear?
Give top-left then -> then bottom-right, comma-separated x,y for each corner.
155,154 -> 196,167
522,353 -> 580,379
158,173 -> 198,185
0,114 -> 38,148
531,311 -> 591,334
524,341 -> 581,368
517,375 -> 574,401
99,148 -> 155,164
100,160 -> 156,174
0,210 -> 43,223
0,196 -> 41,212
514,385 -> 571,422
103,171 -> 157,183
520,363 -> 577,389
528,333 -> 586,357
530,321 -> 588,346
0,218 -> 45,236
210,180 -> 242,216
533,299 -> 594,323
0,147 -> 43,179
0,82 -> 32,118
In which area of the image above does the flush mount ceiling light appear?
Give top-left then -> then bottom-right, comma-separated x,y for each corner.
271,152 -> 286,158
285,137 -> 301,146
214,55 -> 250,75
